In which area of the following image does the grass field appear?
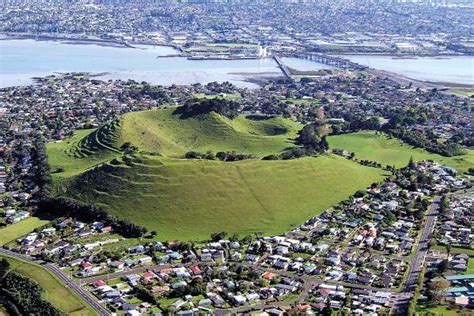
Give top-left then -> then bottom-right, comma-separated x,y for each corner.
0,255 -> 97,315
328,131 -> 474,173
47,108 -> 385,240
0,217 -> 50,245
468,258 -> 474,273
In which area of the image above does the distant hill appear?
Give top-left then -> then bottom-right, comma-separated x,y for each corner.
47,107 -> 385,240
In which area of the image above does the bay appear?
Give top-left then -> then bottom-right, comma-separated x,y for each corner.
0,39 -> 281,88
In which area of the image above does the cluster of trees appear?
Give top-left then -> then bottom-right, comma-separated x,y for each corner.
329,115 -> 381,136
395,157 -> 437,193
184,150 -> 256,162
120,142 -> 139,155
32,137 -> 148,238
38,196 -> 147,238
0,260 -> 64,316
295,122 -> 329,154
388,128 -> 464,157
127,83 -> 173,102
31,136 -> 53,200
468,168 -> 474,176
263,121 -> 330,161
174,98 -> 240,119
357,160 -> 383,169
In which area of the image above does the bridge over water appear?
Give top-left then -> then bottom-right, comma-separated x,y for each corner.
274,53 -> 367,78
273,55 -> 292,78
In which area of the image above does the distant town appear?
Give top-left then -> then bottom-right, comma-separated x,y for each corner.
2,0 -> 474,59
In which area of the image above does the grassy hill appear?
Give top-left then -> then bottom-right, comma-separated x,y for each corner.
48,108 -> 386,240
57,155 -> 385,240
328,131 -> 474,173
117,107 -> 301,157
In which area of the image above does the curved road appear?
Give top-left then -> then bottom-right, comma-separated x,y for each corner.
0,248 -> 110,316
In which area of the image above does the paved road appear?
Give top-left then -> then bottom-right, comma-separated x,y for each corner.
0,248 -> 110,316
404,196 -> 440,292
391,196 -> 441,315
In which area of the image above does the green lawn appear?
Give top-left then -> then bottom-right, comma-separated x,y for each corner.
328,131 -> 474,172
432,246 -> 474,255
0,255 -> 97,316
159,297 -> 178,311
282,97 -> 318,105
0,217 -> 50,245
418,306 -> 459,316
193,93 -> 242,100
468,258 -> 474,273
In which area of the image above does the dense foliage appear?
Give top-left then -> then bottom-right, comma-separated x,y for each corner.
295,122 -> 329,154
185,150 -> 256,161
0,267 -> 64,316
174,98 -> 240,119
387,128 -> 464,157
260,122 -> 330,160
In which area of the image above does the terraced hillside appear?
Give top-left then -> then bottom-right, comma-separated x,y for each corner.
58,155 -> 385,240
48,108 -> 386,240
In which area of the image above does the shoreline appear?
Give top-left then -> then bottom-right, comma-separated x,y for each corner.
366,68 -> 474,90
0,32 -> 135,48
331,52 -> 473,58
0,32 -> 181,51
0,36 -> 472,89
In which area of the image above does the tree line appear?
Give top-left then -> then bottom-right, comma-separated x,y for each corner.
185,150 -> 256,161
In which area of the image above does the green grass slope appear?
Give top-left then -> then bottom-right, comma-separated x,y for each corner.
59,154 -> 385,240
118,107 -> 301,157
328,131 -> 474,173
